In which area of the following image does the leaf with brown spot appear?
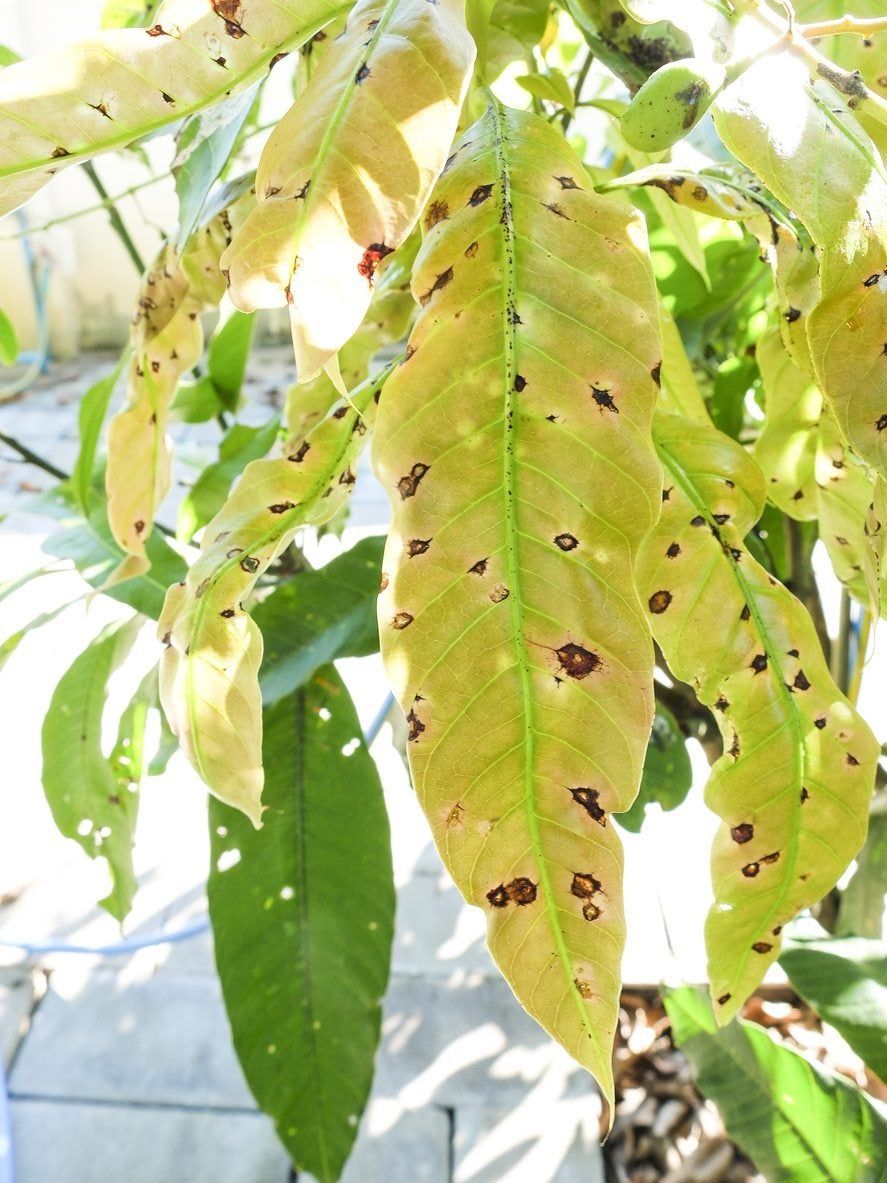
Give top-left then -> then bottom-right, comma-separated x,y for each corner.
220,0 -> 474,382
373,100 -> 662,1113
158,365 -> 391,824
640,413 -> 878,1023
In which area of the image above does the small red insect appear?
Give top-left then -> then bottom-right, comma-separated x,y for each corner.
357,242 -> 393,284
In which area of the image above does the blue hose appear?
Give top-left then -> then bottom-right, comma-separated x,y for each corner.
0,214 -> 51,401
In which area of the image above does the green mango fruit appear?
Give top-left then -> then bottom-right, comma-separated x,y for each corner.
621,58 -> 726,151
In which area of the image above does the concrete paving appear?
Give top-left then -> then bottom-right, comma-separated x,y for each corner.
5,350 -> 872,1180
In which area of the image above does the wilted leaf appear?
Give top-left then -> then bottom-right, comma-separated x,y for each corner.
221,0 -> 475,381
640,414 -> 879,1022
374,100 -> 662,1109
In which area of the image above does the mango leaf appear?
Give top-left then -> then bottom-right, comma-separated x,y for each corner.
0,45 -> 21,69
41,620 -> 144,920
106,190 -> 254,562
657,301 -> 710,423
257,535 -> 384,704
714,52 -> 887,479
43,507 -> 186,620
616,704 -> 692,833
755,327 -> 821,521
666,985 -> 887,1183
205,310 -> 255,413
70,356 -> 126,516
484,0 -> 550,81
177,417 -> 280,543
0,307 -> 17,365
515,69 -> 575,111
209,665 -> 393,1182
221,0 -> 475,382
780,935 -> 887,1079
0,0 -> 347,217
839,808 -> 887,939
173,88 -> 257,252
159,366 -> 390,825
565,0 -> 691,92
373,101 -> 662,1110
0,596 -> 86,674
639,414 -> 879,1022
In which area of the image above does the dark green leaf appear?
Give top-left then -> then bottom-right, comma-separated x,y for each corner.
780,937 -> 887,1079
171,374 -> 224,424
839,810 -> 887,940
616,704 -> 692,832
206,310 -> 256,412
666,986 -> 887,1183
177,416 -> 280,543
209,666 -> 394,1181
41,620 -> 143,920
257,536 -> 385,705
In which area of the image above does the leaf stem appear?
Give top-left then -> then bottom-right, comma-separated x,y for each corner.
82,161 -> 147,275
562,49 -> 595,134
0,430 -> 68,481
799,15 -> 887,39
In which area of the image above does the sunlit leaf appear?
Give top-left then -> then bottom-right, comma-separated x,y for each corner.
755,327 -> 821,521
374,100 -> 662,1110
639,414 -> 879,1022
221,0 -> 475,381
0,307 -> 17,365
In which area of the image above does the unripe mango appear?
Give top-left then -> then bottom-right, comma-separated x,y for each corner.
620,58 -> 726,151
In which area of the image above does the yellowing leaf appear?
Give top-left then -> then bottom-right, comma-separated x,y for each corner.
220,0 -> 475,381
106,189 -> 254,562
373,101 -> 662,1109
640,413 -> 879,1023
714,53 -> 887,478
755,327 -> 821,521
159,366 -> 388,824
0,0 -> 346,217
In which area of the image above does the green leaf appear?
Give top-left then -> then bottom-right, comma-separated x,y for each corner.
176,416 -> 280,544
565,0 -> 691,92
0,596 -> 85,674
373,100 -> 663,1111
780,936 -> 887,1079
41,621 -> 143,920
666,985 -> 887,1183
515,69 -> 575,111
0,307 -> 17,365
0,45 -> 21,69
0,0 -> 348,217
101,0 -> 160,28
839,809 -> 887,940
206,310 -> 255,413
70,356 -> 126,516
43,507 -> 186,620
755,328 -> 821,521
209,666 -> 394,1182
173,88 -> 257,253
171,375 -> 225,424
257,535 -> 385,705
616,704 -> 692,833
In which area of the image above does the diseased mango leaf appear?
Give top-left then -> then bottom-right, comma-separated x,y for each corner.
714,53 -> 887,479
780,935 -> 887,1079
257,534 -> 384,704
70,356 -> 127,516
106,189 -> 254,563
755,327 -> 821,521
221,0 -> 475,382
616,703 -> 692,833
159,365 -> 389,825
209,665 -> 394,1182
657,301 -> 710,423
639,414 -> 879,1023
0,0 -> 347,217
373,100 -> 662,1110
565,0 -> 692,92
41,620 -> 145,920
666,985 -> 887,1183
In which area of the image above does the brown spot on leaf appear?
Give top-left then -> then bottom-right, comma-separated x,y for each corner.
690,515 -> 706,527
740,604 -> 751,621
514,374 -> 526,392
571,872 -> 602,899
847,753 -> 860,766
268,502 -> 295,514
752,942 -> 773,954
591,386 -> 618,413
715,695 -> 728,711
397,463 -> 429,498
355,62 -> 370,84
543,201 -> 569,219
220,608 -> 235,618
464,241 -> 479,258
717,993 -> 732,1005
489,583 -> 509,603
288,441 -> 310,463
556,643 -> 600,679
486,884 -> 509,908
468,183 -> 494,206
146,23 -> 167,35
555,175 -> 580,189
240,556 -> 259,574
792,670 -> 810,691
420,267 -> 454,306
506,877 -> 537,905
814,716 -> 826,730
570,786 -> 606,826
731,823 -> 754,844
742,861 -> 760,878
666,542 -> 681,558
574,978 -> 593,999
406,709 -> 425,742
467,558 -> 489,577
662,487 -> 672,501
651,362 -> 662,387
407,538 -> 432,558
446,803 -> 464,828
750,654 -> 768,674
554,533 -> 578,552
424,200 -> 448,230
648,590 -> 672,614
392,612 -> 414,630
